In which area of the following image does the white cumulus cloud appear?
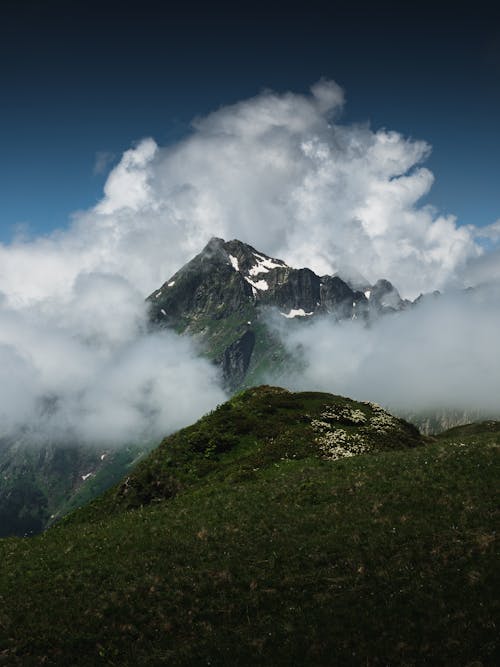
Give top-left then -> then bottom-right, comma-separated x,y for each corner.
0,79 -> 489,309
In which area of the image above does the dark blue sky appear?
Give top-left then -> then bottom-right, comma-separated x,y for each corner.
1,0 -> 498,242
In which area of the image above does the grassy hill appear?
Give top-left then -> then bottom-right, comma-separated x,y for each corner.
0,387 -> 498,665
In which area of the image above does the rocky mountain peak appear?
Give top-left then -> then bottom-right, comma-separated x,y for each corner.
369,278 -> 409,313
222,238 -> 289,282
147,238 -> 411,389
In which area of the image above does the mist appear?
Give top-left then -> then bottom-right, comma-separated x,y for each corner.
268,285 -> 500,415
0,274 -> 226,446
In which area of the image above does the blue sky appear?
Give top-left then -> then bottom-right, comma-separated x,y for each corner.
0,0 -> 498,243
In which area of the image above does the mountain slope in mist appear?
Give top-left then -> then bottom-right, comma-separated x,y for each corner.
3,236 -> 384,537
2,236 -> 498,539
0,437 -> 149,538
0,386 -> 497,666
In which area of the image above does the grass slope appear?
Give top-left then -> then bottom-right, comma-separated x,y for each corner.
0,387 -> 498,666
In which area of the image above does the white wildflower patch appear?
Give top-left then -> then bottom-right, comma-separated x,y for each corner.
314,427 -> 369,460
311,405 -> 370,460
369,410 -> 397,435
361,401 -> 399,434
311,401 -> 402,461
363,401 -> 383,410
310,419 -> 330,431
347,409 -> 367,424
319,405 -> 368,425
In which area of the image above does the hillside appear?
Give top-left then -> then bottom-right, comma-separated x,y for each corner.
0,437 -> 150,538
63,385 -> 423,524
0,387 -> 498,665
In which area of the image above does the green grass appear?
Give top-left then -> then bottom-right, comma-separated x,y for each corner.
242,320 -> 292,387
188,304 -> 256,359
436,419 -> 500,442
0,387 -> 498,666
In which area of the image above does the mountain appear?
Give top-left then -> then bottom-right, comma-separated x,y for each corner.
0,237 -> 453,539
147,237 -> 409,388
0,386 -> 497,665
1,237 -> 411,538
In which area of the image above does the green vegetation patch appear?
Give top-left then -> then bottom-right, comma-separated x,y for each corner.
0,388 -> 497,665
0,435 -> 497,666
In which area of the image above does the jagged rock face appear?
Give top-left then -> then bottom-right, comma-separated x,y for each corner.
148,238 -> 253,327
147,237 -> 408,388
222,330 -> 256,389
368,278 -> 409,313
148,237 -> 370,324
260,267 -> 322,313
320,276 -> 368,321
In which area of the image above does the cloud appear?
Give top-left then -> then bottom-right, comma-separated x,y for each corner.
0,79 -> 498,446
310,78 -> 345,114
0,274 -> 226,446
462,220 -> 500,285
0,80 -> 487,310
475,219 -> 500,242
269,286 -> 500,415
95,138 -> 158,214
463,246 -> 500,286
93,150 -> 116,176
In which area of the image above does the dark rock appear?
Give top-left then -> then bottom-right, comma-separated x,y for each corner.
222,330 -> 256,389
369,278 -> 408,313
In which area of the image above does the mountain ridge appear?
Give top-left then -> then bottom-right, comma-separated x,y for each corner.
63,385 -> 424,526
147,237 -> 409,388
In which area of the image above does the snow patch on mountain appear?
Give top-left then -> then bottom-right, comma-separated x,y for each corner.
281,308 -> 313,318
245,277 -> 269,291
248,252 -> 286,276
